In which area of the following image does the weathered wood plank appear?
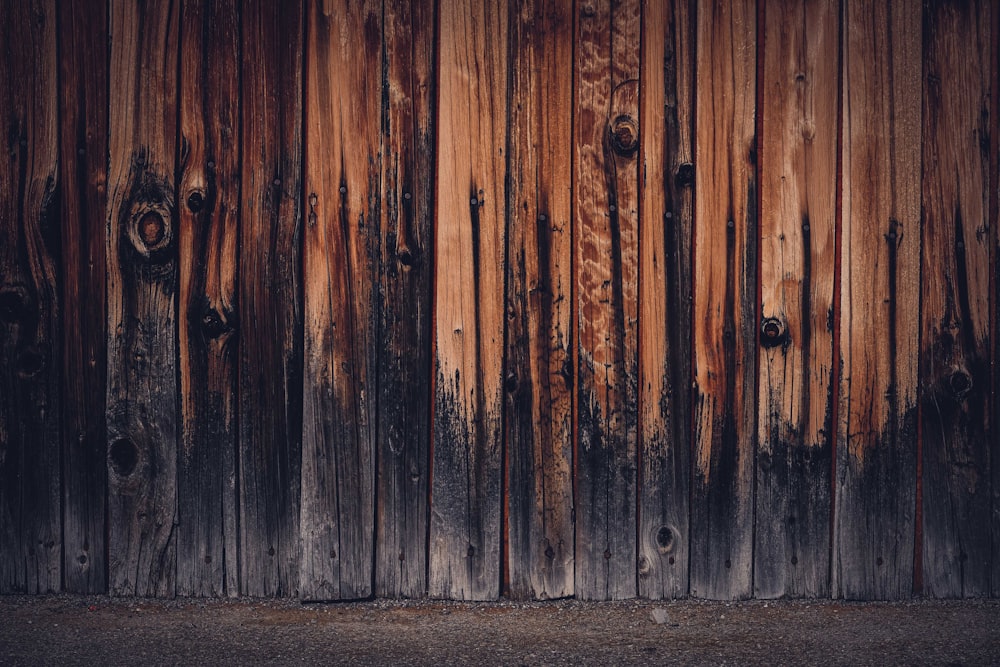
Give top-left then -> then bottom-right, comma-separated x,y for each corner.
177,0 -> 241,597
301,0 -> 381,601
690,0 -> 757,601
376,0 -> 435,599
58,0 -> 109,595
238,0 -> 304,598
834,0 -> 921,601
430,0 -> 508,601
919,0 -> 993,599
505,0 -> 574,601
755,0 -> 837,599
0,0 -> 61,594
637,0 -> 695,600
106,0 -> 180,597
573,0 -> 641,601
992,0 -> 1000,601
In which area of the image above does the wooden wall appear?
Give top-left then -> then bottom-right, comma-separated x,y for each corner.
0,0 -> 997,601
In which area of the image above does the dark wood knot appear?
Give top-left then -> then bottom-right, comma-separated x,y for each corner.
610,115 -> 639,156
109,438 -> 139,477
127,200 -> 174,261
949,369 -> 972,399
760,317 -> 787,348
655,525 -> 675,554
675,162 -> 695,187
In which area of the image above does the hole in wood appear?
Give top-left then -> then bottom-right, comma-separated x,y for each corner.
186,190 -> 205,213
760,317 -> 787,348
674,163 -> 695,187
655,525 -> 675,554
949,370 -> 972,399
109,438 -> 138,477
609,115 -> 639,156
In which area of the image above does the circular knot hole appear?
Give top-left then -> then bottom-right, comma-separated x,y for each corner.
186,190 -> 205,213
139,211 -> 165,247
760,317 -> 787,348
655,525 -> 675,554
949,370 -> 972,399
610,115 -> 639,156
109,438 -> 139,477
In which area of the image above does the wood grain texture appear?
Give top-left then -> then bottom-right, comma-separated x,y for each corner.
835,0 -> 921,601
637,0 -> 695,600
106,0 -> 180,597
301,0 -> 381,601
755,0 -> 837,599
177,0 -> 241,597
238,0 -> 303,597
376,0 -> 435,599
430,0 -> 508,601
505,0 -> 574,601
992,0 -> 1000,601
58,0 -> 109,595
573,0 -> 641,601
690,0 -> 757,601
918,0 -> 993,599
0,0 -> 61,594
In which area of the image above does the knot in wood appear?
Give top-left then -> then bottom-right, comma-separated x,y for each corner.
127,200 -> 174,261
186,190 -> 206,213
654,525 -> 675,554
609,115 -> 639,156
0,286 -> 31,323
760,317 -> 787,348
949,369 -> 973,399
15,346 -> 44,378
675,162 -> 695,187
109,438 -> 139,477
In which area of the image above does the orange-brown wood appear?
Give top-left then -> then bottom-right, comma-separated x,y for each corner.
919,0 -> 993,599
835,0 -> 922,600
691,0 -> 758,601
755,0 -> 838,599
505,0 -> 575,600
637,0 -> 695,600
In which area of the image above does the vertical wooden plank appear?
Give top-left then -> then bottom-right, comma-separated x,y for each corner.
177,0 -> 241,597
992,0 -> 1000,601
430,0 -> 508,601
58,0 -> 109,594
754,0 -> 837,599
301,0 -> 381,601
106,0 -> 180,597
239,0 -> 304,597
835,0 -> 921,600
574,0 -> 641,601
638,0 -> 695,600
376,0 -> 435,599
505,0 -> 574,600
0,0 -> 61,594
690,0 -> 757,601
919,0 -> 993,599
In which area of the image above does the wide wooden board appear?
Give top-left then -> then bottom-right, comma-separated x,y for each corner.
755,0 -> 838,599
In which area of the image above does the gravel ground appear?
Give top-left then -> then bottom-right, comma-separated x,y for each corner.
1,595 -> 997,666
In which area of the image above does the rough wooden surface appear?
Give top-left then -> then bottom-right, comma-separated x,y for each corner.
57,0 -> 109,595
105,0 -> 180,598
637,0 -> 694,601
177,0 -> 241,597
237,0 -> 304,597
375,0 -> 436,599
918,0 -> 993,599
573,0 -> 641,602
505,0 -> 574,601
301,0 -> 381,601
690,0 -> 757,601
0,0 -> 61,594
755,0 -> 837,599
430,0 -> 508,601
835,0 -> 922,601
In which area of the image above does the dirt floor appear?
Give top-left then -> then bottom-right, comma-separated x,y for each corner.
0,594 -> 997,666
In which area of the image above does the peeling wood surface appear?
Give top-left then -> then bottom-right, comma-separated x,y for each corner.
0,0 -> 61,594
573,0 -> 641,602
755,0 -> 837,599
835,0 -> 922,601
237,0 -> 304,598
918,0 -> 993,599
430,0 -> 508,601
105,0 -> 180,598
505,0 -> 574,601
57,0 -> 108,595
637,0 -> 694,601
690,0 -> 758,601
375,0 -> 435,599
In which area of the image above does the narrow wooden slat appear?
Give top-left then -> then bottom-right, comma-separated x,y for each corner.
58,0 -> 109,594
376,0 -> 435,599
505,0 -> 574,600
834,0 -> 921,600
177,0 -> 241,597
754,0 -> 837,599
690,0 -> 757,601
992,0 -> 1000,601
238,0 -> 304,598
0,0 -> 61,594
573,0 -> 641,601
430,0 -> 508,601
919,0 -> 993,599
301,0 -> 381,601
106,0 -> 180,597
637,0 -> 695,600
